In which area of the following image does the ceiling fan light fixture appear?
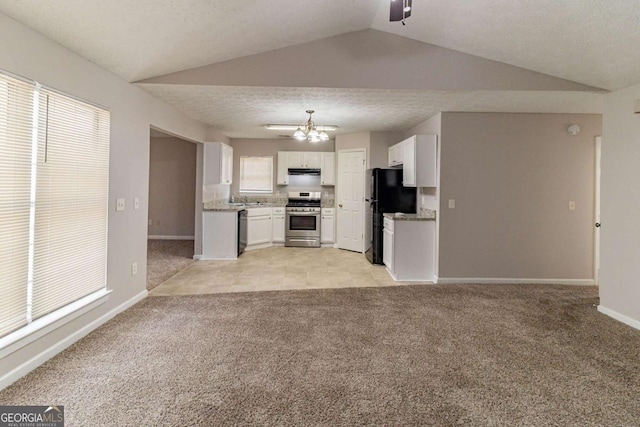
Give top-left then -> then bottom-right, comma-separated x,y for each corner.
319,131 -> 329,141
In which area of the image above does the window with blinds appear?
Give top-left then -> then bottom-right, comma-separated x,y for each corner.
0,71 -> 110,340
239,156 -> 273,193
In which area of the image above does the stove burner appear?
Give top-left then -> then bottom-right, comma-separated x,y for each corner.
286,201 -> 321,208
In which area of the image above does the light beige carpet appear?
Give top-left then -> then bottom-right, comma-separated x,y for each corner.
1,284 -> 639,426
146,239 -> 195,290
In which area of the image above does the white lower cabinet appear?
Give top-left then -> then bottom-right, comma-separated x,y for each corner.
272,207 -> 285,244
246,208 -> 272,249
202,211 -> 238,260
383,216 -> 435,282
321,208 -> 335,244
383,225 -> 394,274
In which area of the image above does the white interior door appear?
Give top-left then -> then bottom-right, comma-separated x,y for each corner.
337,149 -> 366,252
594,136 -> 601,286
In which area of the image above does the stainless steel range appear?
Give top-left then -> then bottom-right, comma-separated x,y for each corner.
285,191 -> 321,248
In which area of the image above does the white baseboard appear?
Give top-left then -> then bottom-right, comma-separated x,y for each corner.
199,256 -> 238,261
148,235 -> 195,240
0,290 -> 147,391
193,254 -> 203,260
437,278 -> 595,286
598,305 -> 640,331
245,243 -> 271,251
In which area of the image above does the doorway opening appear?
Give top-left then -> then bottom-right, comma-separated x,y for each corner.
147,128 -> 197,290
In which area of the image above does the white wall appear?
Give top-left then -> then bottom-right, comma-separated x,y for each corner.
437,112 -> 601,282
599,82 -> 640,328
0,12 -> 207,386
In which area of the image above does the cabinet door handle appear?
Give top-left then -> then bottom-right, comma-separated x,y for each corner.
339,204 -> 343,208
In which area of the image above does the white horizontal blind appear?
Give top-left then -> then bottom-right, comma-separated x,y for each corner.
239,156 -> 273,193
0,74 -> 34,337
32,89 -> 110,319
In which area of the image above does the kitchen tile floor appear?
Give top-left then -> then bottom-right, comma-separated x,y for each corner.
149,246 -> 430,296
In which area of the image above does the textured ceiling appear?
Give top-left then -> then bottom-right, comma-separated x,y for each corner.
138,84 -> 604,139
0,0 -> 628,139
0,1 -> 638,89
370,0 -> 640,91
0,0 -> 380,82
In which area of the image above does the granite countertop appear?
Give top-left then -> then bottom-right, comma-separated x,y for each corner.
203,202 -> 286,212
383,210 -> 437,221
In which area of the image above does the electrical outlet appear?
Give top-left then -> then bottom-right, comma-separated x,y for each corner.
148,219 -> 152,226
131,262 -> 138,276
448,199 -> 456,209
569,201 -> 576,211
116,198 -> 125,211
134,197 -> 140,210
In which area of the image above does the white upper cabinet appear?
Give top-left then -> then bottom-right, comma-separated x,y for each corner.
278,151 -> 335,186
388,144 -> 403,167
305,152 -> 321,168
287,152 -> 321,168
320,152 -> 335,186
387,135 -> 437,187
277,151 -> 289,185
287,152 -> 305,168
204,142 -> 233,185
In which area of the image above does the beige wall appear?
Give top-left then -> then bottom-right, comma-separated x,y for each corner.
599,82 -> 640,326
369,132 -> 404,168
438,112 -> 601,280
229,138 -> 335,196
0,12 -> 208,385
149,137 -> 197,237
142,30 -> 601,92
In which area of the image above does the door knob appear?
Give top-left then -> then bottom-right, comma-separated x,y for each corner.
595,223 -> 601,228
339,204 -> 343,208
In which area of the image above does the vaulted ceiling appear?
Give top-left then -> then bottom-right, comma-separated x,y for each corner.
1,0 -> 637,138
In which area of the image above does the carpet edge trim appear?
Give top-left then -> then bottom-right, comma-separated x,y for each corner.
0,290 -> 148,391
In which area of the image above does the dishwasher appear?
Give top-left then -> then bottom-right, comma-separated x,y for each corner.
238,209 -> 247,256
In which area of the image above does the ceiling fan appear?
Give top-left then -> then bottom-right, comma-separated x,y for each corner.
390,0 -> 412,25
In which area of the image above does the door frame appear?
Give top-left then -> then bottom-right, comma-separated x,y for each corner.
594,136 -> 601,286
336,148 -> 367,253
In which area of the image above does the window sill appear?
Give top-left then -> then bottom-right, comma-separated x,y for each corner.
0,288 -> 111,359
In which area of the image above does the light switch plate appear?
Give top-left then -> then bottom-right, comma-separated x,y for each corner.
131,262 -> 138,276
448,199 -> 456,209
569,201 -> 576,211
116,198 -> 125,211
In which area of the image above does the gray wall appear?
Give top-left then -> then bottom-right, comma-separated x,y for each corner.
149,137 -> 197,237
0,12 -> 207,384
600,82 -> 640,325
437,112 -> 601,280
229,138 -> 335,196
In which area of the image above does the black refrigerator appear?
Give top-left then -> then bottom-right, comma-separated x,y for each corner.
365,168 -> 417,265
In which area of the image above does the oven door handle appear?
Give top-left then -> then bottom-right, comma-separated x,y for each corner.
286,212 -> 320,216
